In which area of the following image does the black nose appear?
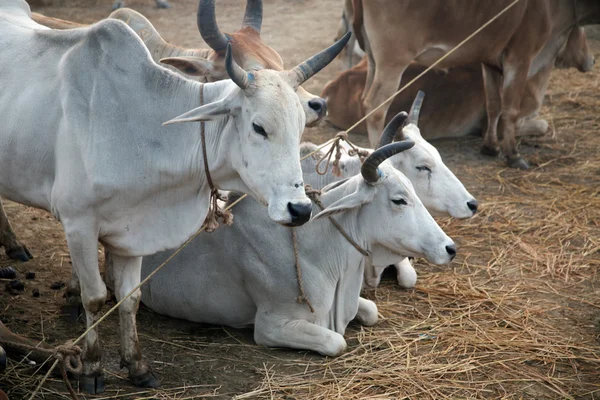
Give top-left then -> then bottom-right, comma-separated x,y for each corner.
467,199 -> 478,213
445,244 -> 457,260
308,98 -> 327,117
287,202 -> 312,226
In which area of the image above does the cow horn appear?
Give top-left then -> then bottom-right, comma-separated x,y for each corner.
288,32 -> 351,87
376,112 -> 408,149
242,0 -> 262,33
225,43 -> 250,90
408,90 -> 425,125
198,0 -> 230,55
361,139 -> 415,184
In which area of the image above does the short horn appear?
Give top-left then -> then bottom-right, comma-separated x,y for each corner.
226,43 -> 250,90
198,0 -> 230,55
288,32 -> 351,87
242,0 -> 262,33
361,140 -> 415,184
408,90 -> 425,125
376,112 -> 408,149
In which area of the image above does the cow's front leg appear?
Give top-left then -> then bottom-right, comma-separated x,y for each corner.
354,297 -> 378,326
64,224 -> 107,394
254,311 -> 347,357
395,257 -> 417,289
481,64 -> 503,157
111,254 -> 160,388
63,267 -> 84,322
0,199 -> 32,262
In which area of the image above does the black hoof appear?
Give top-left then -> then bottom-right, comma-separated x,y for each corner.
480,145 -> 500,157
80,374 -> 105,394
507,156 -> 529,170
61,301 -> 84,323
6,245 -> 33,262
157,2 -> 171,8
0,346 -> 6,372
131,370 -> 161,388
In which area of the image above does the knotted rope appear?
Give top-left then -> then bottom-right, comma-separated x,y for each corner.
315,131 -> 370,177
199,84 -> 234,232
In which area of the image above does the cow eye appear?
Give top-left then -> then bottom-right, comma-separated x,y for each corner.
416,166 -> 432,173
252,123 -> 267,138
392,198 -> 408,206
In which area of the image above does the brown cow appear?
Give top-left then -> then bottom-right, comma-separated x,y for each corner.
322,25 -> 594,139
353,0 -> 600,169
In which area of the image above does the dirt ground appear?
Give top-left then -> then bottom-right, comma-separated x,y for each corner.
1,0 -> 599,398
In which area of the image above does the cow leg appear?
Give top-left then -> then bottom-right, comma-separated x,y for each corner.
111,254 -> 160,388
155,0 -> 170,8
111,0 -> 125,10
395,257 -> 417,289
354,297 -> 378,326
0,198 -> 32,262
64,225 -> 107,394
481,64 -> 503,157
516,118 -> 548,137
63,267 -> 84,323
363,262 -> 385,289
254,311 -> 347,357
363,63 -> 408,146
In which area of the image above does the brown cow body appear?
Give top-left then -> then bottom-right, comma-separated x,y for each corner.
322,24 -> 593,140
354,0 -> 600,169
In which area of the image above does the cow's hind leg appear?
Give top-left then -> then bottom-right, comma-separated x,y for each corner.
111,254 -> 160,388
64,223 -> 107,394
481,64 -> 503,157
254,311 -> 347,357
0,199 -> 32,262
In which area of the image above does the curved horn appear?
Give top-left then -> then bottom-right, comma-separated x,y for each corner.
408,90 -> 425,125
225,43 -> 250,90
242,0 -> 262,33
361,140 -> 415,184
198,0 -> 230,55
376,112 -> 408,149
288,32 -> 351,87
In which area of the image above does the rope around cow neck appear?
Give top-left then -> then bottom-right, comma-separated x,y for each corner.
28,1 -> 522,396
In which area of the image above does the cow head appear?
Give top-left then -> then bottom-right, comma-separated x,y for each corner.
555,26 -> 595,72
165,35 -> 351,226
159,0 -> 327,127
314,113 -> 456,265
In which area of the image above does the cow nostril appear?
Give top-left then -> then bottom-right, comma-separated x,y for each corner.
445,244 -> 457,260
287,202 -> 312,226
308,98 -> 327,117
467,199 -> 478,213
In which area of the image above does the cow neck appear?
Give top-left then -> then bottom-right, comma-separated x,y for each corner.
199,84 -> 232,233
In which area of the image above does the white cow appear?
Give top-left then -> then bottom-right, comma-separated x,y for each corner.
135,113 -> 456,356
0,0 -> 348,392
304,92 -> 477,289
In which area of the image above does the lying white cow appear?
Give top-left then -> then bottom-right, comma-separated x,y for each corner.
0,0 -> 348,392
304,92 -> 477,289
133,113 -> 456,356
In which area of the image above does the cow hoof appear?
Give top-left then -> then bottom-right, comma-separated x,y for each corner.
131,370 -> 161,388
61,301 -> 84,323
156,1 -> 171,8
480,145 -> 500,157
80,374 -> 105,394
507,157 -> 529,170
6,245 -> 33,262
0,346 -> 6,372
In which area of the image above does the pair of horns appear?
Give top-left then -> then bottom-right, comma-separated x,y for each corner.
199,0 -> 351,90
361,91 -> 425,183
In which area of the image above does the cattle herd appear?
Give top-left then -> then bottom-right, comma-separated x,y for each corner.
0,0 -> 597,395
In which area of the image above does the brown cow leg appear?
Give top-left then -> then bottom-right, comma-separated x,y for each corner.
363,63 -> 408,146
498,62 -> 532,170
0,199 -> 32,262
481,64 -> 503,157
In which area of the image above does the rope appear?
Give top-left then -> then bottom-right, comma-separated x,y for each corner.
28,3 -> 521,395
315,131 -> 370,176
291,228 -> 315,313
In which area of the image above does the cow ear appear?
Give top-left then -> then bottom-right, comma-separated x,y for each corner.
160,56 -> 221,77
313,182 -> 376,220
162,96 -> 240,125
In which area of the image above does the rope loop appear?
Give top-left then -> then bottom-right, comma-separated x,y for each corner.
52,341 -> 83,375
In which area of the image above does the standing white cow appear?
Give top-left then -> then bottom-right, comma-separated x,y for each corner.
304,92 -> 477,289
0,0 -> 349,393
136,112 -> 456,356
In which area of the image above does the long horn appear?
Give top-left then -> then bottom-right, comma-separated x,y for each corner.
225,43 -> 250,90
242,0 -> 262,33
361,140 -> 415,184
198,0 -> 230,55
376,112 -> 408,149
288,32 -> 351,87
408,90 -> 425,125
